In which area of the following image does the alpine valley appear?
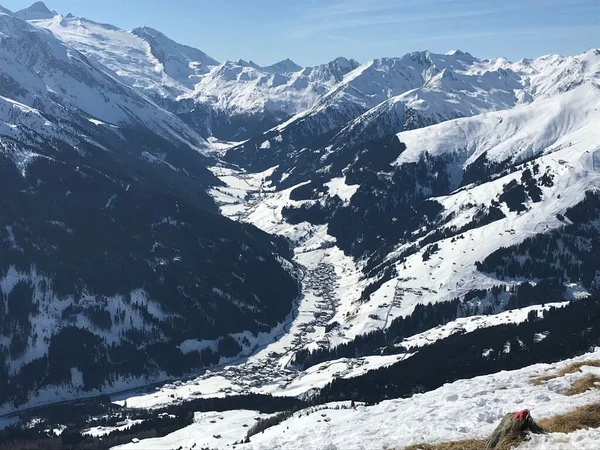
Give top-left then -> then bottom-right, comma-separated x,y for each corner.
1,2 -> 600,449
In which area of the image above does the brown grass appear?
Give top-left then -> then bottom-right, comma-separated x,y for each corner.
531,360 -> 600,386
400,402 -> 600,450
538,403 -> 600,433
564,373 -> 600,396
402,440 -> 486,450
400,435 -> 523,450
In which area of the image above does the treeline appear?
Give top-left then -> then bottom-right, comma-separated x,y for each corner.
315,292 -> 600,404
0,393 -> 307,449
1,326 -> 252,407
478,190 -> 600,288
293,279 -> 564,370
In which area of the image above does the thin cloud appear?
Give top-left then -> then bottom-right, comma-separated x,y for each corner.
407,24 -> 600,45
288,0 -> 599,39
288,5 -> 519,39
301,0 -> 468,21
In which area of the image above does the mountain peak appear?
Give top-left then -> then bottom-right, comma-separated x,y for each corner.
445,49 -> 476,61
328,56 -> 360,70
131,25 -> 163,39
16,1 -> 57,20
262,58 -> 302,74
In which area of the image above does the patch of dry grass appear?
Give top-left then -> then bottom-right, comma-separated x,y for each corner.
564,373 -> 600,396
400,435 -> 524,450
402,440 -> 486,450
531,360 -> 600,386
538,403 -> 600,433
402,435 -> 525,450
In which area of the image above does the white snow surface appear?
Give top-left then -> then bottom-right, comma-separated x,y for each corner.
399,302 -> 568,351
517,428 -> 600,449
30,14 -> 216,97
84,419 -> 144,437
114,410 -> 275,450
395,82 -> 600,170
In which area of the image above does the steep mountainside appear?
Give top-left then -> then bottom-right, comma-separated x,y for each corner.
0,10 -> 210,150
0,7 -> 298,411
27,13 -> 204,98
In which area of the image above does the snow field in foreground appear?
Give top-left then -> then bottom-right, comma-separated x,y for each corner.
111,349 -> 600,450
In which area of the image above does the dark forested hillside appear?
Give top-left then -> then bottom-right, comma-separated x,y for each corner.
0,123 -> 298,408
316,293 -> 600,404
478,190 -> 600,289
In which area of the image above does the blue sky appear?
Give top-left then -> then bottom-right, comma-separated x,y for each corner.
2,0 -> 598,66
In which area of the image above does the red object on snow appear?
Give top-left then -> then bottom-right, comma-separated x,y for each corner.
512,409 -> 530,422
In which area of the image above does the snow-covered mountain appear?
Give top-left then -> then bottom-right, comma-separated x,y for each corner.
225,49 -> 600,173
186,56 -> 360,118
27,8 -> 359,140
0,7 -> 211,151
14,0 -> 56,20
26,12 -> 207,98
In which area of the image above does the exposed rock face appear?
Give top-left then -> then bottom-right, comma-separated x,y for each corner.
486,409 -> 544,448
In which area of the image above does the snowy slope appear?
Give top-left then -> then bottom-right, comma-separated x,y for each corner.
28,12 -> 212,98
394,82 -> 600,170
113,349 -> 600,450
0,7 -> 209,150
131,26 -> 218,86
114,410 -> 276,450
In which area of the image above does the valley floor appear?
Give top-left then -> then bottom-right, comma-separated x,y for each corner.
110,163 -> 577,411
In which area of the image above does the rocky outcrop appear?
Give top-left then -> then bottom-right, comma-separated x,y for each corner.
486,409 -> 544,448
